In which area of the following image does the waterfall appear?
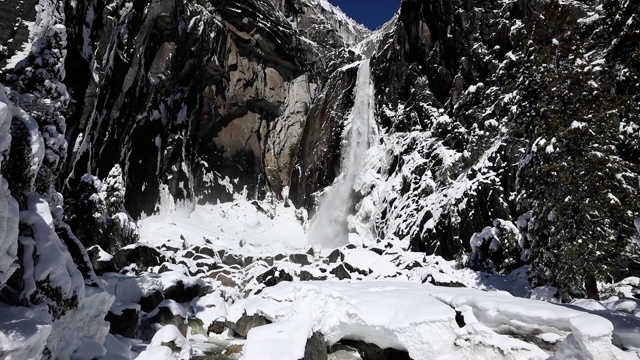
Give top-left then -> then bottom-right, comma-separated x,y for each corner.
308,60 -> 373,248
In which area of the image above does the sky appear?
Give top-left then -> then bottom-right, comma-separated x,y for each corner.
328,0 -> 401,30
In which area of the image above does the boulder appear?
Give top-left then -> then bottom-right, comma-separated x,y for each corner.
303,332 -> 328,360
327,249 -> 343,263
146,300 -> 188,337
192,245 -> 218,259
423,274 -> 466,288
163,281 -> 202,303
330,264 -> 352,280
105,304 -> 140,338
256,266 -> 296,287
139,290 -> 165,313
338,340 -> 412,360
289,253 -> 313,266
226,314 -> 270,338
222,253 -> 244,267
111,245 -> 167,272
86,245 -> 116,275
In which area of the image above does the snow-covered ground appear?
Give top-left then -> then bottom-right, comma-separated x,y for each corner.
93,197 -> 639,360
139,200 -> 308,257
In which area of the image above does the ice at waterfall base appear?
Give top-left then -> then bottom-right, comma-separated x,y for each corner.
91,197 -> 640,360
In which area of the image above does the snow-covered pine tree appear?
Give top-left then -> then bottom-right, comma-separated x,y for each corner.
514,2 -> 640,299
103,164 -> 125,215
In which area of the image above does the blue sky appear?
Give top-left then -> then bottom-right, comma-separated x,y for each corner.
328,0 -> 401,30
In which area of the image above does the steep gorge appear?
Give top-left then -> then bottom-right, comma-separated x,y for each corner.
0,0 -> 639,357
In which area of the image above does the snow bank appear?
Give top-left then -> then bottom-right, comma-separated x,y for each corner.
20,202 -> 86,304
0,303 -> 52,360
135,345 -> 177,360
238,281 -> 632,360
0,87 -> 21,287
569,314 -> 616,360
241,281 -> 459,360
428,286 -> 583,331
47,286 -> 115,359
139,201 -> 307,256
244,317 -> 314,360
0,176 -> 19,286
149,325 -> 192,360
190,292 -> 228,331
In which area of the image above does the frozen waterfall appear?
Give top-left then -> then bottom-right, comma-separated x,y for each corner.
308,60 -> 374,248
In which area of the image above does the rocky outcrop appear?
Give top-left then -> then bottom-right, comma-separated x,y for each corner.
57,0 -> 369,219
289,64 -> 359,209
351,0 -> 640,298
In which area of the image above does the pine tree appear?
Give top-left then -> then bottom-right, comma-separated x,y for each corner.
514,2 -> 640,299
102,164 -> 126,215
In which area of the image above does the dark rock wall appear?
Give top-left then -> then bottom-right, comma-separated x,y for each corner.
361,0 -> 639,294
60,0 -> 320,217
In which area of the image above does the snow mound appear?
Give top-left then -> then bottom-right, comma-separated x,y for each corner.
244,317 -> 314,360
149,325 -> 192,360
139,201 -> 307,256
237,281 -> 632,360
0,303 -> 52,360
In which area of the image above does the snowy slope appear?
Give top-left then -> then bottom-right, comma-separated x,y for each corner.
95,197 -> 640,360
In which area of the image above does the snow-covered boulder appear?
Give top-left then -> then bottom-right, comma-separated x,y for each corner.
145,300 -> 189,337
0,176 -> 19,287
46,286 -> 115,359
148,325 -> 192,360
190,292 -> 228,335
0,303 -> 52,360
106,303 -> 141,338
243,317 -> 318,360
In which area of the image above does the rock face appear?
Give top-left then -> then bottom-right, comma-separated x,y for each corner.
354,0 -> 640,297
58,0 -> 369,218
0,2 -> 639,358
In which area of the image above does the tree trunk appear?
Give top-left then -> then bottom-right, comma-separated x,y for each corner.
585,273 -> 600,300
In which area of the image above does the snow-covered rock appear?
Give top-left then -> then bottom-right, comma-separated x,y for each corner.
148,325 -> 192,360
0,303 -> 52,360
